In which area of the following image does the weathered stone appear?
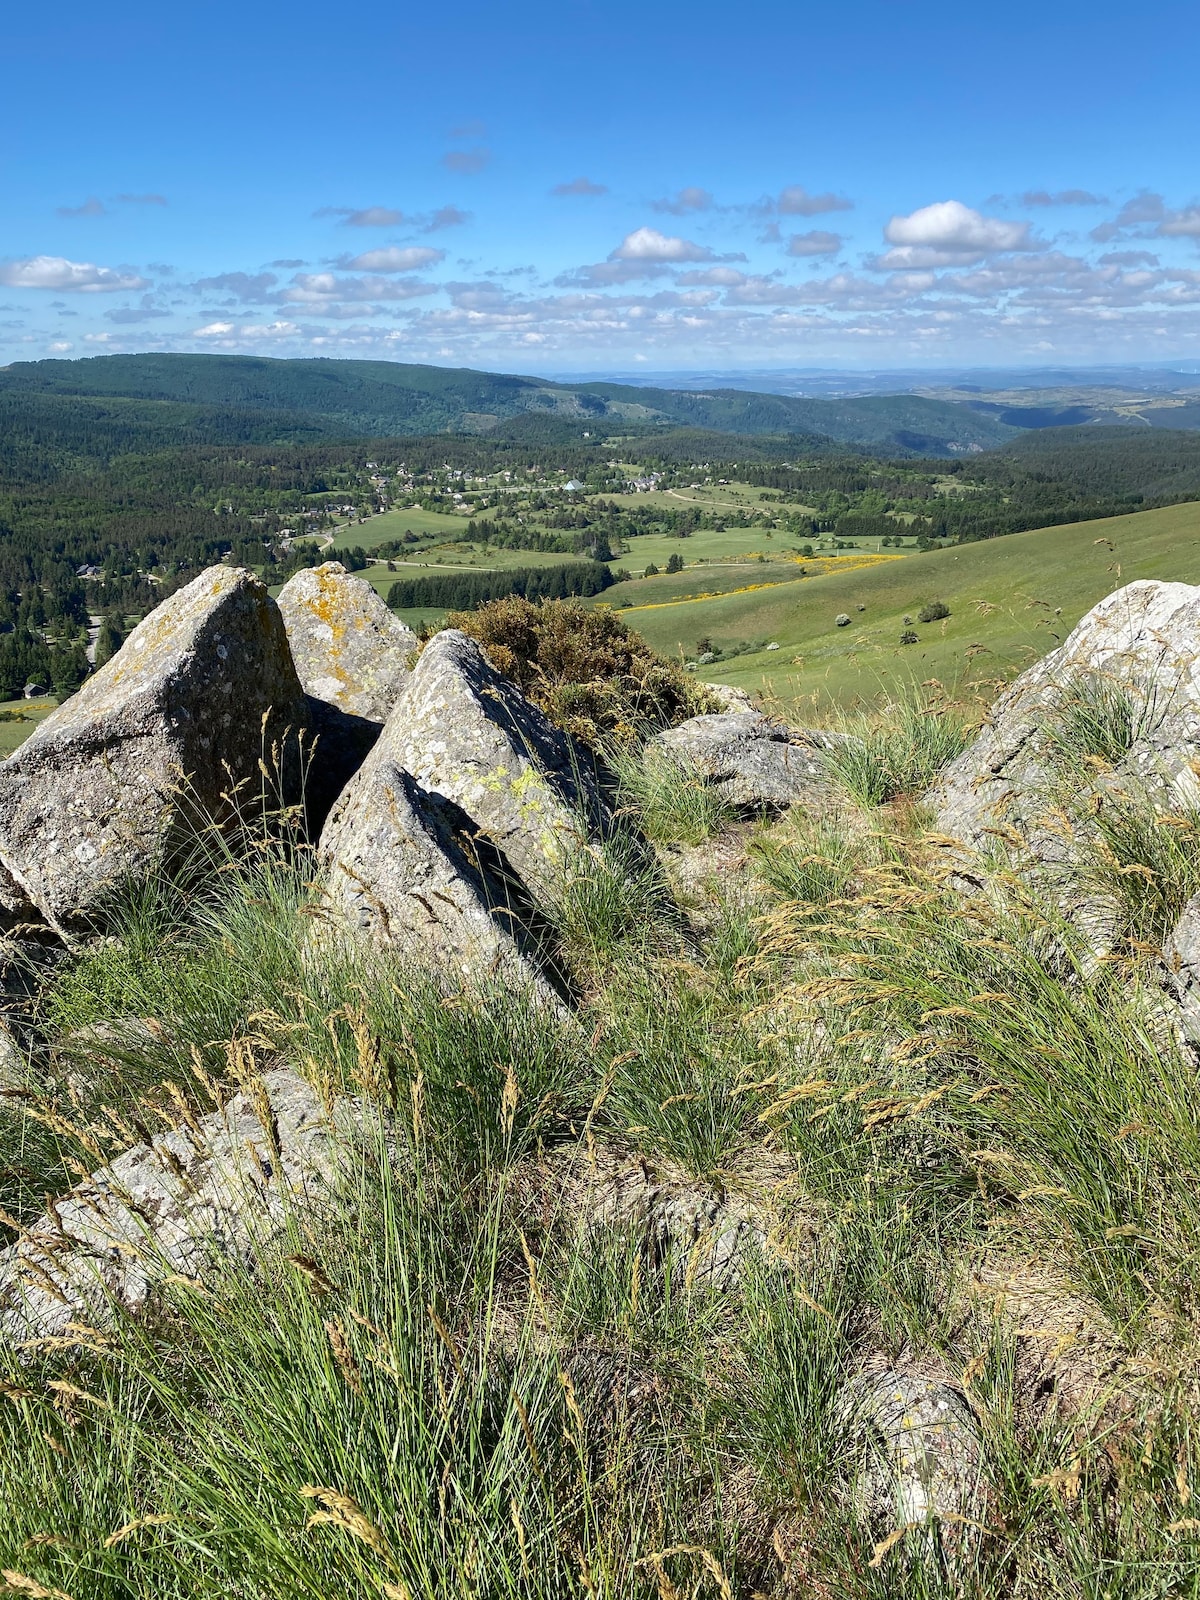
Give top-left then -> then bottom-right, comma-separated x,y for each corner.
1164,893 -> 1200,1045
387,629 -> 610,904
277,562 -> 417,822
0,568 -> 307,937
650,711 -> 840,809
704,682 -> 757,713
0,1068 -> 374,1343
315,740 -> 559,998
844,1369 -> 983,1529
929,580 -> 1200,861
585,1156 -> 762,1291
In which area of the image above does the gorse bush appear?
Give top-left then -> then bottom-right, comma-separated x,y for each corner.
448,596 -> 715,748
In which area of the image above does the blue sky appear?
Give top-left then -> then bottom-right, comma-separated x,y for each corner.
4,0 -> 1199,372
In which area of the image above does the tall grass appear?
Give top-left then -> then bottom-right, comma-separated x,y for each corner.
819,693 -> 974,807
8,712 -> 1200,1597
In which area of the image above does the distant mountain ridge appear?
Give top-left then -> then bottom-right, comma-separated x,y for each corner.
0,353 -> 1021,457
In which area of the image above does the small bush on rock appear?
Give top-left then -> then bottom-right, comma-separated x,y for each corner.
448,596 -> 715,747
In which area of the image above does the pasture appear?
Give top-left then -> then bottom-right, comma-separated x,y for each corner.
617,500 -> 1200,712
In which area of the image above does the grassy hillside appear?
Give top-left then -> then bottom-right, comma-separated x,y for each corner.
616,500 -> 1200,711
0,354 -> 1019,455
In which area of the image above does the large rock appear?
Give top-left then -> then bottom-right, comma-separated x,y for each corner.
0,568 -> 307,937
387,630 -> 610,904
650,711 -> 839,809
843,1370 -> 983,1530
277,562 -> 417,823
0,1068 -> 372,1343
929,581 -> 1200,861
315,736 -> 559,998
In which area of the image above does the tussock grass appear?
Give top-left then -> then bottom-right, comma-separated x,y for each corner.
819,691 -> 975,807
9,708 -> 1200,1597
610,742 -> 733,848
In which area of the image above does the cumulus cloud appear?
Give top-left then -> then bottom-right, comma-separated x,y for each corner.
874,200 -> 1038,268
194,321 -> 235,336
57,197 -> 107,218
443,148 -> 490,174
651,187 -> 713,215
0,256 -> 149,292
269,258 -> 306,269
1021,189 -> 1106,206
1090,191 -> 1166,241
776,184 -> 853,216
282,273 -> 439,306
676,266 -> 749,286
337,246 -> 445,273
611,227 -> 715,263
1160,207 -> 1200,239
787,230 -> 843,257
551,177 -> 608,197
1099,249 -> 1160,267
192,271 -> 279,302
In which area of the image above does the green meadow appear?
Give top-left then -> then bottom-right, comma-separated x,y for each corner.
616,500 -> 1200,712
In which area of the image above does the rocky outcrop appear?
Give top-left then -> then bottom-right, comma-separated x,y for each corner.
386,629 -> 610,904
277,562 -> 417,823
0,568 -> 307,937
843,1369 -> 983,1530
650,711 -> 840,809
929,580 -> 1200,860
315,737 -> 559,998
0,1068 -> 373,1343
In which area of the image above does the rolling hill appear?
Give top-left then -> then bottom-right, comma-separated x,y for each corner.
0,353 -> 1020,456
616,500 -> 1200,712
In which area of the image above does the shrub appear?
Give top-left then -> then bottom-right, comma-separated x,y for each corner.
447,595 -> 716,748
899,629 -> 918,645
918,599 -> 951,623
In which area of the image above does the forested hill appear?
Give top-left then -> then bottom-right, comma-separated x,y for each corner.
0,353 -> 1019,456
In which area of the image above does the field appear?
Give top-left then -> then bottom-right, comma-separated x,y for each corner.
326,503 -> 471,551
0,698 -> 55,755
616,500 -> 1200,712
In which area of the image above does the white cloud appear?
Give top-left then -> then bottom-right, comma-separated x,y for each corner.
443,149 -> 489,174
282,273 -> 439,306
787,230 -> 843,257
0,255 -> 149,292
338,246 -> 445,272
776,184 -> 852,216
611,227 -> 713,263
193,321 -> 235,335
47,340 -> 73,352
1160,207 -> 1200,239
676,266 -> 748,286
874,200 -> 1037,268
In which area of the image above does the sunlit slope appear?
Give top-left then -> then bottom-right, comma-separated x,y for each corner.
617,501 -> 1200,711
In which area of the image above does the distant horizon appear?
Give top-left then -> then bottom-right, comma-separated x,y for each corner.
5,0 -> 1200,372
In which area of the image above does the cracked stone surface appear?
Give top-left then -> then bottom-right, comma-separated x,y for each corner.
0,1068 -> 373,1344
